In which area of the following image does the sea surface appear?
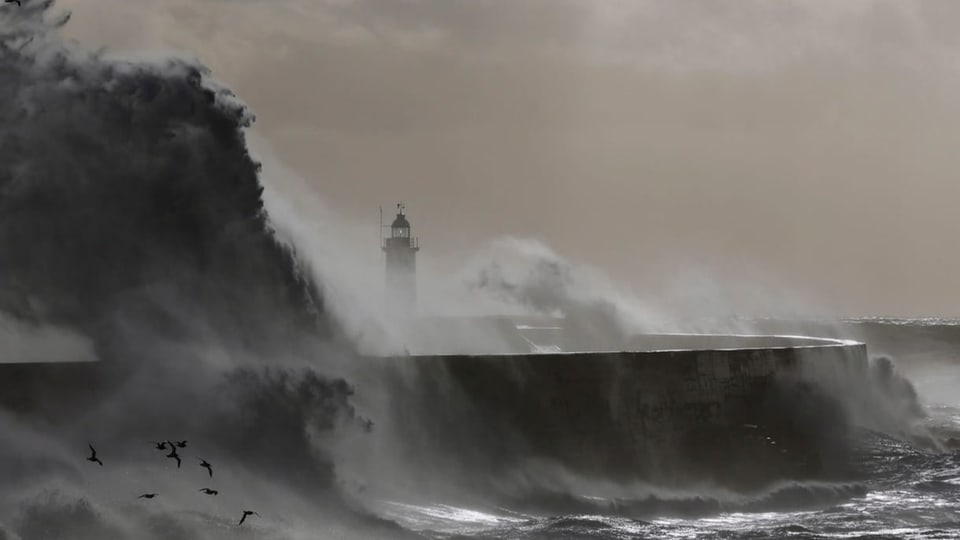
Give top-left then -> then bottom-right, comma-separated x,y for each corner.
383,431 -> 960,539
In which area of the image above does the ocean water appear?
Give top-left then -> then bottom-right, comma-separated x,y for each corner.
1,5 -> 959,540
383,419 -> 960,539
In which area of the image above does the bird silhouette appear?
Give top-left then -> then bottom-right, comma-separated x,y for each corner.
174,440 -> 187,449
199,458 -> 213,477
165,446 -> 181,468
3,0 -> 22,7
199,488 -> 218,496
86,444 -> 103,466
239,510 -> 258,525
151,441 -> 167,451
138,493 -> 158,499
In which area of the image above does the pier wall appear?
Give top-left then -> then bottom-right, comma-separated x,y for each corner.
0,359 -> 111,419
395,336 -> 868,486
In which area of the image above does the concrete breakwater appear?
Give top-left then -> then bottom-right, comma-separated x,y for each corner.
0,355 -> 107,419
0,321 -> 871,491
386,334 -> 869,490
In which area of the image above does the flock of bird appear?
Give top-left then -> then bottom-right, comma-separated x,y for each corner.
86,441 -> 259,526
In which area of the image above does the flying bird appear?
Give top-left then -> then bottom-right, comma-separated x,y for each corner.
165,446 -> 181,469
199,488 -> 218,496
199,458 -> 213,478
3,0 -> 21,7
239,510 -> 258,525
86,444 -> 103,466
174,440 -> 187,449
138,493 -> 158,499
151,441 -> 168,451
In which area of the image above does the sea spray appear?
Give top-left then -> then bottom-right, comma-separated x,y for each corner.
0,4 -> 404,538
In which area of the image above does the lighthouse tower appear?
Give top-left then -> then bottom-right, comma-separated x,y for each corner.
382,203 -> 420,315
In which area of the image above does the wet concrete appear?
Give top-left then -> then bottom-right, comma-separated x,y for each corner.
385,330 -> 868,489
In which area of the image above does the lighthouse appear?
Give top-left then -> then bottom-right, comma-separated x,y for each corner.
382,203 -> 420,316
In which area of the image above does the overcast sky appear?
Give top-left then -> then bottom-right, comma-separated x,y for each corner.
55,0 -> 960,318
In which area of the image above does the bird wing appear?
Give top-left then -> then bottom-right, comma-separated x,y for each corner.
88,444 -> 95,455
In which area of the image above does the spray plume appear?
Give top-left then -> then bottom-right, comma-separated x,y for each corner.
0,4 -> 411,539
